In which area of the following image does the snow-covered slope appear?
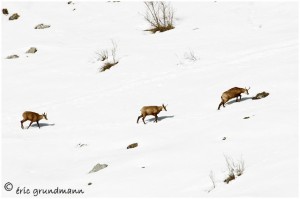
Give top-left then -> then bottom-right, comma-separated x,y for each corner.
1,1 -> 298,197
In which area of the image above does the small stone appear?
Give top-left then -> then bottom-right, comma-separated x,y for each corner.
2,8 -> 9,15
26,47 -> 38,54
35,23 -> 51,29
6,55 -> 19,59
243,116 -> 250,119
9,13 -> 20,20
67,1 -> 73,4
88,182 -> 92,186
252,91 -> 269,100
222,137 -> 226,140
89,163 -> 108,173
77,143 -> 87,148
127,143 -> 138,149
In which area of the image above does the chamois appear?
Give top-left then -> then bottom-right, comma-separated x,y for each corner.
20,111 -> 48,129
137,104 -> 167,124
218,87 -> 250,110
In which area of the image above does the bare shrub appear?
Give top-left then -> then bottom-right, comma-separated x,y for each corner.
96,50 -> 108,61
175,49 -> 199,66
235,158 -> 245,176
99,40 -> 119,72
111,40 -> 118,64
209,170 -> 216,189
207,170 -> 216,193
184,50 -> 199,62
223,155 -> 245,184
224,173 -> 235,184
144,1 -> 175,33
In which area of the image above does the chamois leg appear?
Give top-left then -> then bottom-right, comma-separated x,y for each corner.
236,96 -> 239,102
218,100 -> 225,110
20,119 -> 27,129
27,121 -> 33,129
218,102 -> 222,110
142,116 -> 146,124
36,121 -> 40,129
137,115 -> 142,123
154,114 -> 158,123
239,95 -> 242,101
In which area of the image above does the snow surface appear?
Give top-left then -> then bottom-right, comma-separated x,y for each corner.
1,1 -> 298,197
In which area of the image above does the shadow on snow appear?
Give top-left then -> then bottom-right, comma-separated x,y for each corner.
146,115 -> 175,123
226,97 -> 253,105
30,123 -> 55,128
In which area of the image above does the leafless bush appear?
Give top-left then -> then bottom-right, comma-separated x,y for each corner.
96,50 -> 108,61
100,40 -> 119,72
209,170 -> 216,188
223,155 -> 245,184
184,50 -> 199,62
111,40 -> 118,64
235,158 -> 245,176
144,1 -> 175,33
207,170 -> 216,193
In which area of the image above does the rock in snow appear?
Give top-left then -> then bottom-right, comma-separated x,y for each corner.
34,23 -> 51,29
6,55 -> 19,59
127,143 -> 138,149
89,163 -> 108,173
2,8 -> 9,15
26,47 -> 38,54
9,13 -> 19,20
252,91 -> 269,100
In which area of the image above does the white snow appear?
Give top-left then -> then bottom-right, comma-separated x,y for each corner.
1,1 -> 298,197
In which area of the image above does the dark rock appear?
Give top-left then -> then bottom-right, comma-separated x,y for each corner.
222,137 -> 226,140
2,8 -> 9,15
127,143 -> 138,149
67,1 -> 73,4
35,23 -> 51,29
252,91 -> 269,100
26,47 -> 38,54
76,143 -> 87,148
243,116 -> 250,119
9,13 -> 20,20
88,182 -> 92,185
89,163 -> 108,173
6,55 -> 19,59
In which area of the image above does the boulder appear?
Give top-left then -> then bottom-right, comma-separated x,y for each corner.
252,91 -> 269,100
9,13 -> 20,20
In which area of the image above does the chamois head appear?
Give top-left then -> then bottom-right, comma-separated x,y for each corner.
43,112 -> 48,120
162,104 -> 167,111
244,87 -> 250,95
